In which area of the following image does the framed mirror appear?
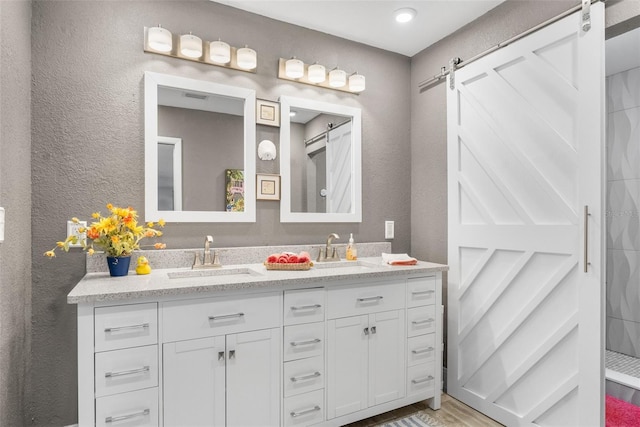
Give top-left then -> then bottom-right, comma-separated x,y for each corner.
280,96 -> 362,222
144,72 -> 256,222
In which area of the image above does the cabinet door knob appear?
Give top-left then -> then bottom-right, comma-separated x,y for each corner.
363,327 -> 369,335
218,351 -> 225,361
228,349 -> 236,359
370,326 -> 377,334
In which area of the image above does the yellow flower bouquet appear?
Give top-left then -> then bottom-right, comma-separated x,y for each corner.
45,203 -> 166,259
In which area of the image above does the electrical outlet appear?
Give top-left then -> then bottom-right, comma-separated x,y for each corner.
67,220 -> 87,248
385,220 -> 394,239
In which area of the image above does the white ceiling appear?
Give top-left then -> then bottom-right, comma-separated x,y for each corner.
212,1 -> 505,57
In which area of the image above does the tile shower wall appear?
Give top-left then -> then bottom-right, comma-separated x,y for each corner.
607,66 -> 640,359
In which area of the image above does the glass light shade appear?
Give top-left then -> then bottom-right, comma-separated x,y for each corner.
308,64 -> 326,83
285,58 -> 304,79
180,33 -> 202,58
329,69 -> 347,87
147,26 -> 172,52
349,74 -> 366,92
237,47 -> 257,70
209,40 -> 231,64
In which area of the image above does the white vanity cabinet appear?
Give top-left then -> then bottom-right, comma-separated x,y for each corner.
163,328 -> 280,427
73,263 -> 445,427
326,282 -> 406,420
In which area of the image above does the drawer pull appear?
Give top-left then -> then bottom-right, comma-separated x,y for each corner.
411,290 -> 435,296
290,371 -> 321,382
290,338 -> 321,347
208,312 -> 245,321
105,365 -> 150,378
104,323 -> 149,333
412,375 -> 434,385
412,346 -> 434,355
105,408 -> 150,423
290,405 -> 321,418
357,296 -> 383,302
291,304 -> 322,311
412,318 -> 435,325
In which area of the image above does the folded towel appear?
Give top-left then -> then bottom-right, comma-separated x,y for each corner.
381,253 -> 418,266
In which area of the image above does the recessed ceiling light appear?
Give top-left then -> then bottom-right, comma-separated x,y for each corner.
395,8 -> 417,23
290,111 -> 297,117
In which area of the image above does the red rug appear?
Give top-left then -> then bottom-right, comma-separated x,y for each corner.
607,395 -> 640,427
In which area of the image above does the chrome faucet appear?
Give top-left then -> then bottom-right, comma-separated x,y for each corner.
193,235 -> 222,269
317,233 -> 340,262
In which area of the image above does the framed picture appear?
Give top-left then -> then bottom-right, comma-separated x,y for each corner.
256,173 -> 281,201
225,169 -> 245,212
256,99 -> 280,127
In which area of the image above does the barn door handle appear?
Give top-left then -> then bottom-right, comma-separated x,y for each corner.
584,205 -> 591,273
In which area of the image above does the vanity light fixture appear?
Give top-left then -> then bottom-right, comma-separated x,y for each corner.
209,39 -> 231,64
277,58 -> 365,94
237,46 -> 257,70
348,72 -> 366,92
395,7 -> 417,23
285,57 -> 305,79
180,32 -> 203,58
146,25 -> 173,52
329,68 -> 347,87
143,27 -> 257,73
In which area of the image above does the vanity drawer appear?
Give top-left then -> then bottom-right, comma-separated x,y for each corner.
162,292 -> 280,342
407,334 -> 435,367
407,305 -> 436,337
284,322 -> 324,362
284,288 -> 325,325
326,281 -> 405,320
95,345 -> 158,398
284,389 -> 325,427
407,362 -> 436,399
95,387 -> 158,427
284,356 -> 325,397
407,276 -> 436,308
95,303 -> 158,352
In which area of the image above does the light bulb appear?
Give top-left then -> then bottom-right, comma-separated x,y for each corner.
308,63 -> 326,83
285,57 -> 304,79
349,74 -> 366,92
237,46 -> 257,70
180,33 -> 202,58
329,68 -> 346,87
209,40 -> 231,64
147,26 -> 172,52
395,8 -> 417,23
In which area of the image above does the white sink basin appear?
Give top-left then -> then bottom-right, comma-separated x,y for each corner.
168,267 -> 263,279
312,260 -> 378,270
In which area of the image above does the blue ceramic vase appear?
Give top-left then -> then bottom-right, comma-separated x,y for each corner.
106,256 -> 131,277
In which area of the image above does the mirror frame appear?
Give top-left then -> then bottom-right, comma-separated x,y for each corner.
279,96 -> 362,223
144,71 -> 256,222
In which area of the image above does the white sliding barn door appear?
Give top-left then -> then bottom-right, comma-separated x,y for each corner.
446,3 -> 605,426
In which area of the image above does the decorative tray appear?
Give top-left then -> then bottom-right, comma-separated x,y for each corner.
264,262 -> 313,271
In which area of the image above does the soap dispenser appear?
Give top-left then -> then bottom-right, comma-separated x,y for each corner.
346,233 -> 358,261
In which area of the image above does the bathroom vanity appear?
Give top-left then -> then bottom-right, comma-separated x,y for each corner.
68,247 -> 447,427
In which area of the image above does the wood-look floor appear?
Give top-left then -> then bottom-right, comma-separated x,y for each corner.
344,393 -> 504,427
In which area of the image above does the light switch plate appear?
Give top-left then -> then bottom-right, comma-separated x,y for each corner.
385,220 -> 394,239
67,220 -> 87,248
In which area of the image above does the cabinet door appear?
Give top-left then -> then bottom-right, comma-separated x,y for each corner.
226,328 -> 280,427
163,336 -> 225,427
368,310 -> 406,407
327,315 -> 369,419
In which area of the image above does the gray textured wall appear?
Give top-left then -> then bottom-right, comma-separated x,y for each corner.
30,1 -> 410,424
0,1 -> 32,426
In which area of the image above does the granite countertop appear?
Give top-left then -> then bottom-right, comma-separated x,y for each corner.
67,257 -> 448,304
